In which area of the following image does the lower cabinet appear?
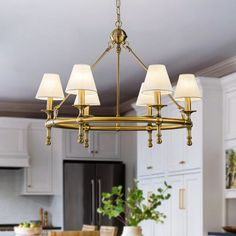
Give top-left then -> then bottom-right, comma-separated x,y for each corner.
139,172 -> 202,236
22,122 -> 53,195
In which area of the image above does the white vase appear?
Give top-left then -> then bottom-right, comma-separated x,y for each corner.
121,226 -> 143,236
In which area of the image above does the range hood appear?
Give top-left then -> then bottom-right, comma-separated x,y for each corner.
0,154 -> 29,168
0,117 -> 30,168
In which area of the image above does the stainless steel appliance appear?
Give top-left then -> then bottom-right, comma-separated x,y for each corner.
63,161 -> 125,233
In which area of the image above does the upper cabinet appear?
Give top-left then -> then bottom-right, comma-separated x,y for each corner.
137,109 -> 167,177
0,118 -> 30,167
137,99 -> 202,177
22,122 -> 53,195
222,75 -> 236,199
223,78 -> 236,140
137,77 -> 224,235
64,129 -> 120,160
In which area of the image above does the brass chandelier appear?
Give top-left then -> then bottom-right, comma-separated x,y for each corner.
36,0 -> 202,148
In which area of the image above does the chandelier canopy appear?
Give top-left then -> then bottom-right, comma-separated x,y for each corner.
36,0 -> 202,148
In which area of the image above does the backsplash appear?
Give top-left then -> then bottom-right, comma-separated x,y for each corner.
0,169 -> 52,224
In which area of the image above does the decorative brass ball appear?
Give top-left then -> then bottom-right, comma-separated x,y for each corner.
110,28 -> 127,44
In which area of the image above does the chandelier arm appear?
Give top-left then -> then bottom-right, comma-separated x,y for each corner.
125,45 -> 148,71
91,45 -> 113,70
168,94 -> 186,119
53,94 -> 71,118
168,94 -> 184,110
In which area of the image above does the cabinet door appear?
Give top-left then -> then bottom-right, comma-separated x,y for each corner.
94,131 -> 120,159
184,173 -> 202,236
152,178 -> 171,236
152,131 -> 168,175
64,130 -> 93,158
26,123 -> 53,194
224,88 -> 236,140
168,175 -> 185,236
137,132 -> 153,177
138,179 -> 154,236
167,105 -> 185,173
184,102 -> 202,171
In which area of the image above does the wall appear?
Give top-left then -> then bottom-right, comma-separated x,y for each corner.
0,169 -> 52,224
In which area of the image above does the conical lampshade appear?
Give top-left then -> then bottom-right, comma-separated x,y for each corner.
175,74 -> 202,101
142,65 -> 173,95
74,92 -> 101,106
136,83 -> 155,106
36,74 -> 64,101
66,64 -> 97,95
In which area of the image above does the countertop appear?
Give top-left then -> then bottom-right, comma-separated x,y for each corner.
209,232 -> 236,235
0,224 -> 61,231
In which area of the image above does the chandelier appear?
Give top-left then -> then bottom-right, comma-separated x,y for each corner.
36,0 -> 202,148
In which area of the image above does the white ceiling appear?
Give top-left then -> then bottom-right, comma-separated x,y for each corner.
1,0 -> 236,107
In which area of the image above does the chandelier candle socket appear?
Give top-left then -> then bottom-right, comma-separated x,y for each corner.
36,0 -> 201,148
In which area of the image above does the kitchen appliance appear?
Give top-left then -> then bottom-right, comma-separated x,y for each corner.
63,161 -> 125,233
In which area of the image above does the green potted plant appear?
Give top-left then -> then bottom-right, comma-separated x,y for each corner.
97,181 -> 171,236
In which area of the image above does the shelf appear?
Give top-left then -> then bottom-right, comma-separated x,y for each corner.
225,189 -> 236,199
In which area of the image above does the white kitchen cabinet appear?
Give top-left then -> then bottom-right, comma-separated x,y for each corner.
137,77 -> 224,235
65,129 -> 94,158
224,86 -> 236,140
64,130 -> 120,159
168,175 -> 185,236
137,109 -> 167,177
140,173 -> 202,236
93,131 -> 120,158
0,118 -> 30,167
137,131 -> 167,177
152,178 -> 171,236
137,101 -> 202,177
137,131 -> 153,176
138,179 -> 154,236
184,173 -> 202,236
167,102 -> 202,173
22,122 -> 53,195
167,173 -> 202,236
167,105 -> 186,173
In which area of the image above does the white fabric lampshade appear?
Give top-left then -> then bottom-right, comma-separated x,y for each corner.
74,92 -> 101,106
136,83 -> 155,106
142,65 -> 173,95
36,74 -> 64,100
66,64 -> 97,95
175,74 -> 202,101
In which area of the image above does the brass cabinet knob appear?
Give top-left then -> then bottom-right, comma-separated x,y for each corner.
179,161 -> 186,165
147,166 -> 153,170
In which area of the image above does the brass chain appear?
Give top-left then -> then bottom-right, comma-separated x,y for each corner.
115,0 -> 122,27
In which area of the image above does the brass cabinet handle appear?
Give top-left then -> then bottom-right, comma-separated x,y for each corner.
179,188 -> 186,210
95,151 -> 98,154
91,150 -> 94,154
179,161 -> 186,165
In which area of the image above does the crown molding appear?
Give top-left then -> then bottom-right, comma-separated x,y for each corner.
196,56 -> 236,78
